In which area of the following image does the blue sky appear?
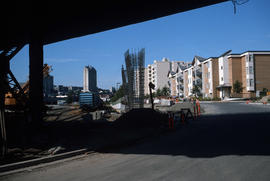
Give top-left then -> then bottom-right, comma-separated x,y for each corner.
10,0 -> 270,89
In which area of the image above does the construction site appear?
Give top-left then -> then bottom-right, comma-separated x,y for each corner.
1,1 -> 270,180
0,45 -> 198,168
122,48 -> 145,110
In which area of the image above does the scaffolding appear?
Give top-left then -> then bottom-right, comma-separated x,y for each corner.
122,48 -> 145,110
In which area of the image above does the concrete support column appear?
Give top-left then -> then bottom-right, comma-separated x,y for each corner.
0,55 -> 9,156
29,38 -> 44,126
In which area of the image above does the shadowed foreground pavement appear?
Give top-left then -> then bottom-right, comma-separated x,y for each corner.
2,102 -> 270,181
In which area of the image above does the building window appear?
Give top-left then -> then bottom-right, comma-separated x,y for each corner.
246,55 -> 249,63
250,79 -> 254,87
249,66 -> 253,74
249,54 -> 253,62
221,77 -> 223,81
221,66 -> 223,70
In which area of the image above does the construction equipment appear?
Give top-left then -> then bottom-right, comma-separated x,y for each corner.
5,64 -> 52,110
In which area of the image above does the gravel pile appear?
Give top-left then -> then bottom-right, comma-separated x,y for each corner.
114,108 -> 167,129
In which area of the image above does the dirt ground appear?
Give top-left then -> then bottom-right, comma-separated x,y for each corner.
1,105 -> 167,165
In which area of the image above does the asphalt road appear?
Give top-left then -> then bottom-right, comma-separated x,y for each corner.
2,102 -> 270,181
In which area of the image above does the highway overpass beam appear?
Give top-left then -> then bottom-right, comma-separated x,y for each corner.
29,38 -> 44,126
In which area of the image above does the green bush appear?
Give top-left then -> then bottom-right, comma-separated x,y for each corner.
250,97 -> 260,102
196,96 -> 220,101
212,97 -> 221,101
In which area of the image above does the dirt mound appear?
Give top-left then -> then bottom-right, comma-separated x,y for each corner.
114,108 -> 167,128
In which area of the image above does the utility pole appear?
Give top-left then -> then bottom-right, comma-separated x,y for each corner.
149,82 -> 155,110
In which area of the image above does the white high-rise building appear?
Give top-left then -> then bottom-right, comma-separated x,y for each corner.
83,65 -> 97,92
146,58 -> 170,93
145,58 -> 190,96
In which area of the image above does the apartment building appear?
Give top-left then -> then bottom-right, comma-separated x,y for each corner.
184,50 -> 270,99
144,67 -> 150,95
184,66 -> 193,97
225,51 -> 270,98
192,56 -> 206,91
215,50 -> 232,98
145,58 -> 171,94
145,58 -> 190,96
149,58 -> 171,92
183,56 -> 206,97
168,62 -> 190,97
201,57 -> 219,98
168,71 -> 177,96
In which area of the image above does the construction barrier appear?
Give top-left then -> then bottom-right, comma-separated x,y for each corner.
196,99 -> 200,116
180,108 -> 194,124
166,108 -> 196,129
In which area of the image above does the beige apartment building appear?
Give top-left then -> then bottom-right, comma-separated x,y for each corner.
201,57 -> 219,98
168,62 -> 190,97
183,56 -> 206,97
183,66 -> 193,97
184,50 -> 270,99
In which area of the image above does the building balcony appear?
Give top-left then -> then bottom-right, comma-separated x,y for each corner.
196,78 -> 202,85
177,76 -> 183,82
177,84 -> 184,90
193,79 -> 202,88
196,70 -> 202,77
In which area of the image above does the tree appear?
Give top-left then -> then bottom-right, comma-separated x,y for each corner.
110,85 -> 125,102
233,80 -> 243,93
66,91 -> 74,104
192,85 -> 201,97
156,88 -> 162,97
161,86 -> 170,97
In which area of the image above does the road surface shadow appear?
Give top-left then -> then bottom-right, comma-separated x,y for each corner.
102,112 -> 270,158
2,108 -> 165,165
3,109 -> 270,165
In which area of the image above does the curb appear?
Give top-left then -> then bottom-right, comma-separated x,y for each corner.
247,102 -> 270,105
